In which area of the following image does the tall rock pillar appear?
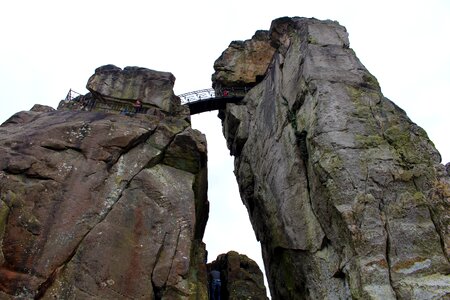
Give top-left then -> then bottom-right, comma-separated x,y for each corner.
215,17 -> 450,299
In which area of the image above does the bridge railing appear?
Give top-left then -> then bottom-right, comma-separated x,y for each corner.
178,89 -> 215,104
64,89 -> 84,101
60,89 -> 149,115
178,87 -> 250,104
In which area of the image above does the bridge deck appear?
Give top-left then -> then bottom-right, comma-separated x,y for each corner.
179,87 -> 247,114
186,96 -> 243,115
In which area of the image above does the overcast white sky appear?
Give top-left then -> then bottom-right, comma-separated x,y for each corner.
1,0 -> 449,295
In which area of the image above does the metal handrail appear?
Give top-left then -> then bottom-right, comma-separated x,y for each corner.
178,87 -> 250,104
64,89 -> 83,101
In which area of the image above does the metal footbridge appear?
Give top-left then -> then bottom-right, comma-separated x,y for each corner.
178,87 -> 248,115
63,87 -> 249,115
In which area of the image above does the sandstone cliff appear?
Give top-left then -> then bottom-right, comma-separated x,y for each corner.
212,30 -> 276,89
0,66 -> 209,299
215,17 -> 450,299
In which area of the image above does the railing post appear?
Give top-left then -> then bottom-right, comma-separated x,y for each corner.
65,89 -> 71,101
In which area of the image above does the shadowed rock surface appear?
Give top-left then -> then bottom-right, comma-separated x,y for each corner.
215,17 -> 450,299
0,67 -> 209,299
208,251 -> 268,300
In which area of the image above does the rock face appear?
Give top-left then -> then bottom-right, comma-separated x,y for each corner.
216,17 -> 450,299
0,68 -> 209,298
208,251 -> 268,300
87,64 -> 180,113
212,30 -> 276,88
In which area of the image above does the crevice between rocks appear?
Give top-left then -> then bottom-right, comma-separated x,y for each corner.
298,130 -> 328,250
3,167 -> 54,182
166,228 -> 182,285
0,198 -> 10,272
39,144 -> 83,155
34,222 -> 98,299
413,177 -> 449,262
282,87 -> 328,247
34,265 -> 64,299
101,124 -> 186,216
427,204 -> 449,263
105,128 -> 157,171
157,129 -> 187,170
300,142 -> 331,252
379,201 -> 400,299
151,233 -> 168,300
74,285 -> 102,299
423,177 -> 450,263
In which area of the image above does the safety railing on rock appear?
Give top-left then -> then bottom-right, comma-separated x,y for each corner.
60,90 -> 149,115
64,89 -> 83,101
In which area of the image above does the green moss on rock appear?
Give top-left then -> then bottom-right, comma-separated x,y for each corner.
353,105 -> 372,119
393,169 -> 414,182
356,134 -> 385,148
362,73 -> 379,90
384,125 -> 428,164
308,35 -> 318,44
320,152 -> 344,173
0,200 -> 10,239
384,125 -> 410,146
413,191 -> 426,204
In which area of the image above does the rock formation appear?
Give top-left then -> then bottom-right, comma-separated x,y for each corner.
0,66 -> 209,299
208,251 -> 268,300
58,65 -> 189,119
87,65 -> 179,114
215,17 -> 450,299
2,15 -> 449,300
212,30 -> 276,89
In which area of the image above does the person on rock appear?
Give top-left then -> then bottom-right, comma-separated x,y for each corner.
209,268 -> 221,300
222,89 -> 229,97
133,99 -> 143,114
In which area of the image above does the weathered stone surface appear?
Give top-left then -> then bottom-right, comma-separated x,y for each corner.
217,17 -> 450,299
0,100 -> 208,298
30,104 -> 55,113
86,64 -> 181,114
212,30 -> 276,88
208,251 -> 268,300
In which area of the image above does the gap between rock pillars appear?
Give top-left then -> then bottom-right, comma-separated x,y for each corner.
191,111 -> 271,298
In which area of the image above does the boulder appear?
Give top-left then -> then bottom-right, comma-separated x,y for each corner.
216,17 -> 450,299
86,64 -> 181,114
208,251 -> 268,300
30,104 -> 56,113
212,31 -> 276,88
